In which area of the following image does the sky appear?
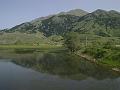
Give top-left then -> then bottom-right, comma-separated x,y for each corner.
0,0 -> 120,29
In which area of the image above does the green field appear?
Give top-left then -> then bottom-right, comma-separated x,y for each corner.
0,44 -> 62,49
0,44 -> 63,53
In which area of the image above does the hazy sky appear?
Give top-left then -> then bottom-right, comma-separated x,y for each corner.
0,0 -> 120,29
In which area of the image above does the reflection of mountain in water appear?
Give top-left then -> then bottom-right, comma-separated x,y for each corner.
12,53 -> 119,80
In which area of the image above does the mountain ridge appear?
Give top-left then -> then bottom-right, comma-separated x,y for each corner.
1,9 -> 120,37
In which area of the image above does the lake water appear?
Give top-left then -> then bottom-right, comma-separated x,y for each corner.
0,52 -> 120,90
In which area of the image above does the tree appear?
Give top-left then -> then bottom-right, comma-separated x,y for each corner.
64,32 -> 80,52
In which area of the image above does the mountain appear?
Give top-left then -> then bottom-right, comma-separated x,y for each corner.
73,9 -> 120,37
31,9 -> 88,23
3,9 -> 88,36
58,9 -> 88,16
1,9 -> 120,37
4,14 -> 80,36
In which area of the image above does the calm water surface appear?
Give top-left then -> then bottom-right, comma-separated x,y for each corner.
0,52 -> 120,90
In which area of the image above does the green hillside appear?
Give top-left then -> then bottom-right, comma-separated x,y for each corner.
0,32 -> 53,45
73,9 -> 120,37
0,9 -> 120,45
2,9 -> 87,35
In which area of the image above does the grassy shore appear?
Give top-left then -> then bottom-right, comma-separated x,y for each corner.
0,44 -> 62,49
0,44 -> 119,72
0,44 -> 65,54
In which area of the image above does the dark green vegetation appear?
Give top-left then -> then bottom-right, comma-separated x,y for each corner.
64,32 -> 120,69
0,9 -> 120,69
64,32 -> 80,52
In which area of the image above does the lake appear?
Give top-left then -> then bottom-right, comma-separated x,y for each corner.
0,52 -> 120,90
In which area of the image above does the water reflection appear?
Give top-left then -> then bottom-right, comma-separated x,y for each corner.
12,52 -> 120,80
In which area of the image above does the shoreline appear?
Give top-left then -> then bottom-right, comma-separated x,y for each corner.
76,53 -> 120,73
0,46 -> 120,73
